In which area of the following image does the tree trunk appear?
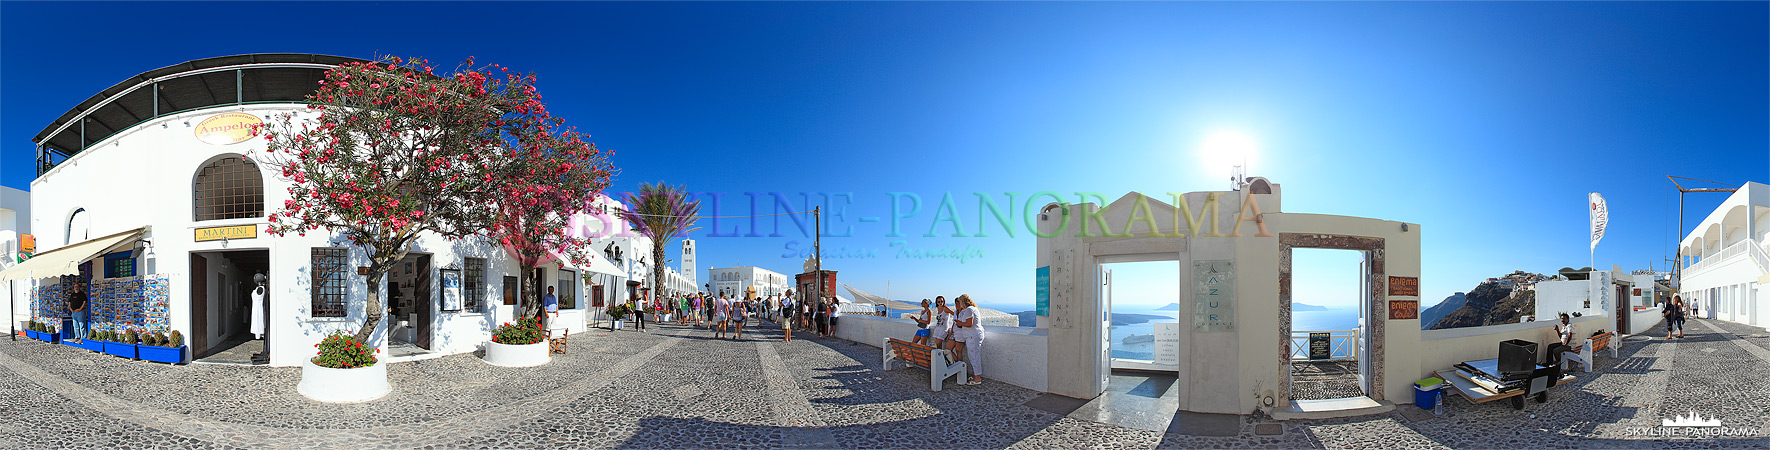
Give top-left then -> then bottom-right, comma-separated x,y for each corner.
520,262 -> 541,319
653,246 -> 667,306
354,268 -> 385,344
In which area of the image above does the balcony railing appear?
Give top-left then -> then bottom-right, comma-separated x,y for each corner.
1290,329 -> 1359,362
1685,240 -> 1764,277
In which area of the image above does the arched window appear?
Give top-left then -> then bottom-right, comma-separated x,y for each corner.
66,208 -> 89,245
193,156 -> 264,221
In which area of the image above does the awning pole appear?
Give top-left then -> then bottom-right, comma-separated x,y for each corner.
9,280 -> 15,341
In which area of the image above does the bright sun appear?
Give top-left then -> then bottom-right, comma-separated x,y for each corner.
1198,131 -> 1258,177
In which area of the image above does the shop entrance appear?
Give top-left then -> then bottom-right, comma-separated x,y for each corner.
190,249 -> 269,363
1286,249 -> 1369,401
386,253 -> 433,351
1076,259 -> 1182,432
1278,234 -> 1388,407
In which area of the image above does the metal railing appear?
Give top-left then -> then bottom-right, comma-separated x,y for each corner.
1289,329 -> 1359,362
1747,241 -> 1770,274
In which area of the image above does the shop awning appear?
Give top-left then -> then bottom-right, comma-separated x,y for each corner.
0,228 -> 146,283
579,252 -> 626,277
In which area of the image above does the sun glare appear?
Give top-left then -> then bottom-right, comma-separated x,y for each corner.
1199,131 -> 1258,177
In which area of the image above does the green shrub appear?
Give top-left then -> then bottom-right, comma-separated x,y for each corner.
312,330 -> 377,369
123,329 -> 138,345
169,330 -> 184,348
492,317 -> 544,345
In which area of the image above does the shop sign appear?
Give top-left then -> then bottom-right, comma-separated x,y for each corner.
1388,276 -> 1419,297
1389,300 -> 1419,320
194,225 -> 257,242
1193,260 -> 1235,332
194,113 -> 264,145
18,234 -> 33,261
1035,266 -> 1050,316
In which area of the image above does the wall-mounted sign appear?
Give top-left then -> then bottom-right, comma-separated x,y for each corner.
1035,266 -> 1050,316
18,234 -> 34,262
194,225 -> 257,242
194,113 -> 264,145
440,269 -> 463,312
1193,260 -> 1235,332
1389,300 -> 1419,320
1388,276 -> 1419,297
1154,323 -> 1181,365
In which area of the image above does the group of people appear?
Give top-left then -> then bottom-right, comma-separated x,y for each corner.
614,289 -> 848,343
906,294 -> 987,386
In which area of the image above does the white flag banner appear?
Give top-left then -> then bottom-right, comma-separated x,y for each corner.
1589,193 -> 1608,251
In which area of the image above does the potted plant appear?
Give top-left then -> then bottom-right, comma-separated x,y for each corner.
75,330 -> 107,352
104,329 -> 138,359
482,317 -> 549,367
40,323 -> 61,344
607,304 -> 631,330
297,330 -> 388,403
138,330 -> 188,364
24,321 -> 39,341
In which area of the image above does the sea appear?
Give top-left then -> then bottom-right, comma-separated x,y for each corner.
885,302 -> 1361,361
1107,305 -> 1361,361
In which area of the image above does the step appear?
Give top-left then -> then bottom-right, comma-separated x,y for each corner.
1270,397 -> 1393,420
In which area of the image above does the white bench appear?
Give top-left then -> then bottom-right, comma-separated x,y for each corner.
882,338 -> 968,391
1559,332 -> 1617,373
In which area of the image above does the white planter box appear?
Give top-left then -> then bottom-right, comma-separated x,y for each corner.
613,319 -> 625,330
482,340 -> 550,367
297,358 -> 389,403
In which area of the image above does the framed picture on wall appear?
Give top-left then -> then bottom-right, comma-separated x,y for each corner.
440,269 -> 462,312
405,262 -> 414,275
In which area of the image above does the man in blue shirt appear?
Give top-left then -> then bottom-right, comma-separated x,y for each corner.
543,286 -> 559,331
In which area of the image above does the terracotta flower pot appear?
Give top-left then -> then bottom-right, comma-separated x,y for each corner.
298,358 -> 389,403
482,340 -> 550,367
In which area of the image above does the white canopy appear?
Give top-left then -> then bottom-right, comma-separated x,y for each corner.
0,228 -> 147,283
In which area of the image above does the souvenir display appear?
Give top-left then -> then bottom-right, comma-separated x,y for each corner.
73,274 -> 173,333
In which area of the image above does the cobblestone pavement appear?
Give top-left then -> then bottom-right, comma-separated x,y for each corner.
2,318 -> 1768,449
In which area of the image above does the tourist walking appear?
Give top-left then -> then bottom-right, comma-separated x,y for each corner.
952,294 -> 986,386
815,296 -> 831,338
734,293 -> 750,340
830,296 -> 843,336
714,293 -> 731,339
911,299 -> 934,345
781,290 -> 796,342
679,295 -> 690,325
1664,295 -> 1686,339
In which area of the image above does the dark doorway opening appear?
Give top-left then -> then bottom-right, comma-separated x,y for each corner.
387,253 -> 433,351
190,249 -> 270,363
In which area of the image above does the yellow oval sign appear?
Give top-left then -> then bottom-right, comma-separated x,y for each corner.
194,113 -> 264,145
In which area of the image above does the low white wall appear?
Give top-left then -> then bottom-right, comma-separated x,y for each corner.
1629,308 -> 1664,335
832,314 -> 1048,392
1418,315 -> 1608,386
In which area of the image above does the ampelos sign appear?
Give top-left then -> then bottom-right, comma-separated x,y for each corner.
194,113 -> 264,145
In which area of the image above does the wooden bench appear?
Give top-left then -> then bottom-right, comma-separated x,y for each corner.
1560,332 -> 1617,373
882,338 -> 967,391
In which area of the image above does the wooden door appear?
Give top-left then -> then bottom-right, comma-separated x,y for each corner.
416,255 -> 433,349
503,276 -> 518,305
190,254 -> 209,357
1616,284 -> 1629,333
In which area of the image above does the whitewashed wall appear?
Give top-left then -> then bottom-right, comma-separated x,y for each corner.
831,313 -> 1048,392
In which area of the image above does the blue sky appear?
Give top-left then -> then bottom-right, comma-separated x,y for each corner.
4,2 -> 1765,313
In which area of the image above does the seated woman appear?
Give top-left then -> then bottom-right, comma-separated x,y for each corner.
910,299 -> 934,345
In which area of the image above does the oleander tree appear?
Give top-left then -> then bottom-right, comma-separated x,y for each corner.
258,56 -> 613,344
618,183 -> 701,307
491,130 -> 615,319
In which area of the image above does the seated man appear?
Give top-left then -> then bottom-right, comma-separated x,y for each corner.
1547,313 -> 1586,371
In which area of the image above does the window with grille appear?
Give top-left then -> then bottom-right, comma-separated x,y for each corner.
465,258 -> 486,312
558,269 -> 577,309
193,156 -> 264,221
311,248 -> 349,317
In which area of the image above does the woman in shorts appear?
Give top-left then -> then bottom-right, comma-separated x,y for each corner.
733,294 -> 750,340
911,299 -> 934,345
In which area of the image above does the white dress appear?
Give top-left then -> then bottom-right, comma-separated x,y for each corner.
249,286 -> 266,338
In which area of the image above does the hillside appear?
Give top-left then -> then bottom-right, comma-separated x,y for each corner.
1420,292 -> 1467,330
1431,283 -> 1535,329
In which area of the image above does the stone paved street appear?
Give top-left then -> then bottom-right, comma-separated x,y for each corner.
2,317 -> 1769,449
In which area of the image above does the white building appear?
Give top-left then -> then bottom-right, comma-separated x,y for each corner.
3,185 -> 31,333
1677,181 -> 1769,326
0,54 -> 655,366
707,266 -> 790,299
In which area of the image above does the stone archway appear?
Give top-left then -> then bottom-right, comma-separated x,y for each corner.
1278,233 -> 1386,405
